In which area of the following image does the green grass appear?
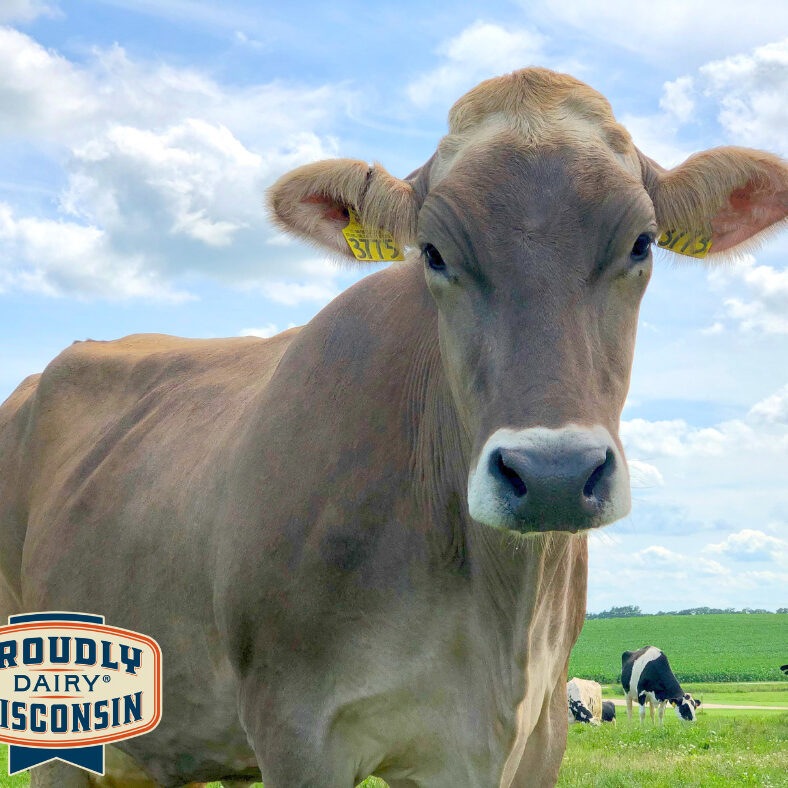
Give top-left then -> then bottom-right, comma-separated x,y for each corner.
557,712 -> 788,787
568,613 -> 788,682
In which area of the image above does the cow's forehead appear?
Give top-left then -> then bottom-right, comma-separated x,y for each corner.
420,137 -> 653,248
429,67 -> 641,186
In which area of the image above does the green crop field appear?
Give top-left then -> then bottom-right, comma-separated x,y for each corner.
568,613 -> 788,683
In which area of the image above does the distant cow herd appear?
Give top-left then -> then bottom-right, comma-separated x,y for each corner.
568,646 -> 700,726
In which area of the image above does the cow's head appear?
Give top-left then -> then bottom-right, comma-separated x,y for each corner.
672,693 -> 700,721
268,68 -> 788,535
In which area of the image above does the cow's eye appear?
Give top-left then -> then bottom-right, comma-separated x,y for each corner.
422,243 -> 446,272
630,234 -> 653,261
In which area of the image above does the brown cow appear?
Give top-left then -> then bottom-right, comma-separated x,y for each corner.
1,68 -> 787,788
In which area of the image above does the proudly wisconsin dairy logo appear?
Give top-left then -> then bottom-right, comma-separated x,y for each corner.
0,612 -> 162,775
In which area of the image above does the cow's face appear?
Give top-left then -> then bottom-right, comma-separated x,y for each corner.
673,693 -> 700,721
419,140 -> 649,532
268,69 -> 788,535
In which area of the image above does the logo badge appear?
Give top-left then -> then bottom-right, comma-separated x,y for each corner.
0,612 -> 162,775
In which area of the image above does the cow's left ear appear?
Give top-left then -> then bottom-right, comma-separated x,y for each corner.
639,147 -> 788,256
267,159 -> 420,261
694,699 -> 701,707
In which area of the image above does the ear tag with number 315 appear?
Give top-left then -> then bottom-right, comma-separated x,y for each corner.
342,208 -> 404,262
657,229 -> 712,258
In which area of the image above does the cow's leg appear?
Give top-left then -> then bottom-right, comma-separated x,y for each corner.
30,763 -> 91,788
625,695 -> 633,721
658,702 -> 666,725
638,693 -> 647,723
649,699 -> 655,723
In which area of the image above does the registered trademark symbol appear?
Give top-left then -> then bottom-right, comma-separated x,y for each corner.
103,675 -> 111,683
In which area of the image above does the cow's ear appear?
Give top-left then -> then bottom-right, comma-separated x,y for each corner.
639,147 -> 788,257
267,159 -> 420,261
694,699 -> 701,707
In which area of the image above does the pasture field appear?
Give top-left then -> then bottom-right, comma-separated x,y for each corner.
568,613 -> 788,682
1,707 -> 786,788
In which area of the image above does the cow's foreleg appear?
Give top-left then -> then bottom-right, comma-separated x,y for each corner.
649,700 -> 655,723
638,693 -> 646,723
625,695 -> 633,721
658,702 -> 666,725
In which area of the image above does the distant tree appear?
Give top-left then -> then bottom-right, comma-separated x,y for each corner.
586,605 -> 643,620
586,605 -> 782,619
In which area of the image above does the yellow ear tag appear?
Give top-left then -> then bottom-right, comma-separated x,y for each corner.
341,208 -> 404,262
657,230 -> 712,258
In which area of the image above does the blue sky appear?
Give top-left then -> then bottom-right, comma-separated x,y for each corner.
1,0 -> 787,612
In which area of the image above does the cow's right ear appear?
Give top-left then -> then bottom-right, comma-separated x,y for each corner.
266,159 -> 420,261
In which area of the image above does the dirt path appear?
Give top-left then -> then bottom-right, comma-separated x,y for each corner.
606,698 -> 787,710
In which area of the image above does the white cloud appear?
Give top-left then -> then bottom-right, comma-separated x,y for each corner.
659,76 -> 695,124
628,459 -> 664,488
747,384 -> 788,424
529,1 -> 788,64
633,544 -> 682,566
705,528 -> 788,563
0,27 -> 96,138
0,29 -> 352,300
707,256 -> 788,335
0,202 -> 190,301
407,21 -> 544,108
622,381 -> 788,462
700,321 -> 724,335
0,0 -> 58,22
239,324 -> 280,339
699,38 -> 788,153
261,280 -> 340,306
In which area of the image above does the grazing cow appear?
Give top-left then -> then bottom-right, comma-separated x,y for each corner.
601,700 -> 617,724
622,647 -> 701,723
567,678 -> 602,724
2,67 -> 786,788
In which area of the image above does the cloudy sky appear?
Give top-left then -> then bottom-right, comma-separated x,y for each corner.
1,0 -> 787,613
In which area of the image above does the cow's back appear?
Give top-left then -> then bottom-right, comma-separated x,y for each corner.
0,330 -> 300,784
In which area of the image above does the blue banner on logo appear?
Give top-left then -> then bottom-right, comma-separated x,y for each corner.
9,744 -> 104,775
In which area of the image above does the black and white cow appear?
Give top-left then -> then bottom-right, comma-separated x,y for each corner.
567,677 -> 602,725
622,647 -> 701,723
601,700 -> 617,724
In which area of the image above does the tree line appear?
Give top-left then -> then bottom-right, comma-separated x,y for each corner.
586,605 -> 788,619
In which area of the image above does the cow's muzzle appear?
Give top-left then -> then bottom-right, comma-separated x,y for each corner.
467,425 -> 630,533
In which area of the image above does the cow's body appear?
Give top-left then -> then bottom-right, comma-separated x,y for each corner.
622,647 -> 699,723
2,66 -> 786,787
566,678 -> 602,724
0,267 -> 586,788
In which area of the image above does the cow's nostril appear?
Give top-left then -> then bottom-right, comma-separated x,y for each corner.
583,449 -> 614,499
492,449 -> 527,497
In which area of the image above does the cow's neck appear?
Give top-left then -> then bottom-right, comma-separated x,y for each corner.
400,261 -> 587,747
